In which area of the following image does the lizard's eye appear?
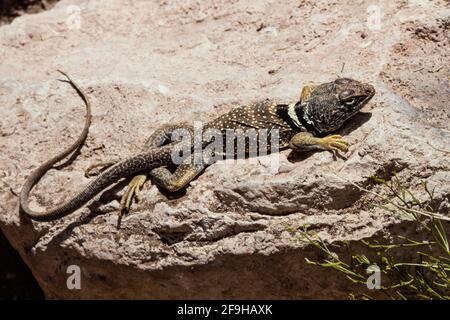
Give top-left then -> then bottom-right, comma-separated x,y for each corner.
339,89 -> 355,101
343,98 -> 356,106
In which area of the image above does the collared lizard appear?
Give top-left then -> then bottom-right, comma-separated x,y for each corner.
19,72 -> 375,223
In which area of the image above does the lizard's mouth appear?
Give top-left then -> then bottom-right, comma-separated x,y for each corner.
363,84 -> 376,102
357,84 -> 376,109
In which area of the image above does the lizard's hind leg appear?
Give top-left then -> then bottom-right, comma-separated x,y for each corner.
85,160 -> 118,177
86,124 -> 192,177
118,123 -> 194,220
142,123 -> 193,149
150,162 -> 204,193
149,143 -> 215,192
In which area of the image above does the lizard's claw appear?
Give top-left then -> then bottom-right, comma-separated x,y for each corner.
318,135 -> 349,153
118,174 -> 147,220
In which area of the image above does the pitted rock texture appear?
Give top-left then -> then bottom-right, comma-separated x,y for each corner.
0,0 -> 449,299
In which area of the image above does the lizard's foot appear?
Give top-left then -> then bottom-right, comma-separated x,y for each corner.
118,174 -> 147,220
318,135 -> 349,153
289,132 -> 349,154
85,161 -> 117,177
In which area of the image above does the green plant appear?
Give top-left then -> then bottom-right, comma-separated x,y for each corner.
293,175 -> 450,300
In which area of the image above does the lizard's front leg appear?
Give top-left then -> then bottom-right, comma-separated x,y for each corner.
299,84 -> 317,102
289,132 -> 349,154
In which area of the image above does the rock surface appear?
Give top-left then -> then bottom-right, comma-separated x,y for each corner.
0,0 -> 449,299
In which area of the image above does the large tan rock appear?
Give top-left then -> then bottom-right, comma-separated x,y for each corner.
0,0 -> 449,299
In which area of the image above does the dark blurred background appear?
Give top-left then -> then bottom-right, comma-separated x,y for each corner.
0,230 -> 44,300
0,0 -> 59,24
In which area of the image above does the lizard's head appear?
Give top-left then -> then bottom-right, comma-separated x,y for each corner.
298,78 -> 375,134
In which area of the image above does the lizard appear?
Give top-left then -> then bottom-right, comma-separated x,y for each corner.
19,72 -> 375,224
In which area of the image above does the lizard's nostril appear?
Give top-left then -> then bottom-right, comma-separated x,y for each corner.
365,84 -> 375,97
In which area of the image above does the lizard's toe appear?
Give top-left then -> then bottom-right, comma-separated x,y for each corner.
118,175 -> 147,220
329,141 -> 349,152
319,135 -> 349,153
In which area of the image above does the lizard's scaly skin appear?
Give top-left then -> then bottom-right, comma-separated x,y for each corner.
20,75 -> 375,222
19,72 -> 181,221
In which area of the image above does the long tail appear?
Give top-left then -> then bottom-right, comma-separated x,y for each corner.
19,72 -> 172,222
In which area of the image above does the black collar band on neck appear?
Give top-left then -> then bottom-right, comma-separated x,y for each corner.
276,103 -> 320,135
295,102 -> 320,135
